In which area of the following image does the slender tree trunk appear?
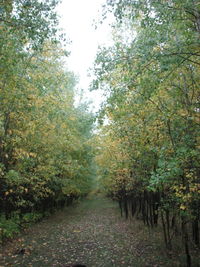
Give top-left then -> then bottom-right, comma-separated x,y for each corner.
192,218 -> 199,246
182,218 -> 192,267
161,210 -> 168,249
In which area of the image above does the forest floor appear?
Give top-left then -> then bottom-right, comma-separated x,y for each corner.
0,195 -> 195,267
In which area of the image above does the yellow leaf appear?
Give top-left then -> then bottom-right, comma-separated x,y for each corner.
180,204 -> 186,210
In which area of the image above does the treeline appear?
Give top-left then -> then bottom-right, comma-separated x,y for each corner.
0,0 -> 94,241
93,1 -> 200,266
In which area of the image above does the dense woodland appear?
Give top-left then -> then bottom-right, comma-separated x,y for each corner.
0,0 -> 200,266
93,0 -> 200,266
0,0 -> 95,242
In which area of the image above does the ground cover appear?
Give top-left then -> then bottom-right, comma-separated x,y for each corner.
0,196 -> 190,267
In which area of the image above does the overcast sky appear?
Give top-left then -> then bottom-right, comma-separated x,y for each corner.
58,0 -> 113,111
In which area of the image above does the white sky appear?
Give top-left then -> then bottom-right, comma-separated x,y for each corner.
58,0 -> 113,111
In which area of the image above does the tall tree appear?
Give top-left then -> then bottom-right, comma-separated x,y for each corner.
93,1 -> 200,265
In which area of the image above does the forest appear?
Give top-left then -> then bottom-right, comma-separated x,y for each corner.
0,0 -> 200,267
0,0 -> 95,240
94,1 -> 200,266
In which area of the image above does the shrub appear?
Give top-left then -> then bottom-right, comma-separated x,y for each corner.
0,215 -> 20,243
22,212 -> 43,224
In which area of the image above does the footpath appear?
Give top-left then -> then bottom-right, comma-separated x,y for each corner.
0,196 -> 176,267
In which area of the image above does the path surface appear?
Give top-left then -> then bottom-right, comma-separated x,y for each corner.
0,196 -> 174,267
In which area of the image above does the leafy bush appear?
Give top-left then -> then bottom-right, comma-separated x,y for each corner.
22,212 -> 43,224
0,215 -> 20,243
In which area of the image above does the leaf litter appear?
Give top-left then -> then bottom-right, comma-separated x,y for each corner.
0,196 -> 179,267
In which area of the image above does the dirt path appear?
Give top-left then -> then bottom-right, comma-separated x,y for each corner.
0,196 -> 174,267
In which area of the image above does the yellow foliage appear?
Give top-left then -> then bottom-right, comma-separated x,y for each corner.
180,204 -> 186,210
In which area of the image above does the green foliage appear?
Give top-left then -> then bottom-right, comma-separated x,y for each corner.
94,0 -> 200,264
22,212 -> 43,224
0,215 -> 20,242
6,170 -> 23,185
0,0 -> 96,240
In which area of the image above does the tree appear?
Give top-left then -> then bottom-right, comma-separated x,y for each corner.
0,1 -> 95,241
92,1 -> 200,265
